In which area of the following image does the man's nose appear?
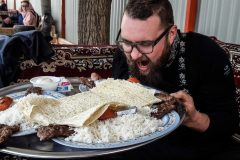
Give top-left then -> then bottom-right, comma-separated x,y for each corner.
130,47 -> 142,60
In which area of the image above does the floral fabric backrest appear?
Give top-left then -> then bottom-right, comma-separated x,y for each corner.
212,37 -> 240,111
17,45 -> 116,83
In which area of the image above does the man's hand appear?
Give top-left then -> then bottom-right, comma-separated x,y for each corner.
90,72 -> 101,81
170,91 -> 210,132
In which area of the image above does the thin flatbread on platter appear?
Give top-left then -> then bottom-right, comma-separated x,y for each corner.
90,78 -> 161,107
21,79 -> 161,127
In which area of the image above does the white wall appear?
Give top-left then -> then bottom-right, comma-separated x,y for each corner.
65,0 -> 78,44
196,0 -> 240,44
169,0 -> 187,32
6,0 -> 14,9
51,0 -> 62,37
29,0 -> 41,15
110,0 -> 128,44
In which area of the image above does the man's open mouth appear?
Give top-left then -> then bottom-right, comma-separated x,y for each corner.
137,58 -> 150,73
138,59 -> 150,66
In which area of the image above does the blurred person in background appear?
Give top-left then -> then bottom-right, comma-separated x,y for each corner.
0,0 -> 7,11
0,0 -> 8,20
2,0 -> 38,27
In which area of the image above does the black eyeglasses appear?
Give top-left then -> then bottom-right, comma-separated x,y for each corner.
115,25 -> 173,55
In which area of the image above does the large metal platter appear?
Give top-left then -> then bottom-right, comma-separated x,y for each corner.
0,81 -> 185,159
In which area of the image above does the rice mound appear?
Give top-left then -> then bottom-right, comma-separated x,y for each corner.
65,107 -> 164,143
0,93 -> 56,131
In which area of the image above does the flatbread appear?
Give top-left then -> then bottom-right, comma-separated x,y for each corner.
91,79 -> 161,107
21,94 -> 61,125
63,102 -> 127,127
20,79 -> 161,127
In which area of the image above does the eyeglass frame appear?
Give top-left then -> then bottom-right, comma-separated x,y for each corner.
115,25 -> 173,55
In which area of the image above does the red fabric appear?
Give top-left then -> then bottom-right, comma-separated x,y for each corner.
16,45 -> 116,82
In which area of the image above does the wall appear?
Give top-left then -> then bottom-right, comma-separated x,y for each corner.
109,0 -> 128,44
29,0 -> 41,15
6,0 -> 14,9
196,0 -> 240,44
169,0 -> 187,32
65,0 -> 78,44
51,0 -> 62,38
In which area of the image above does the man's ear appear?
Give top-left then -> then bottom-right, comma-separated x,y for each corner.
168,25 -> 177,45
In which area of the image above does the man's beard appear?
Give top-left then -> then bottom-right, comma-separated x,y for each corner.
128,41 -> 171,89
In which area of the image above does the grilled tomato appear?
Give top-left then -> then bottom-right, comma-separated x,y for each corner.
98,108 -> 117,121
128,77 -> 140,83
0,96 -> 13,111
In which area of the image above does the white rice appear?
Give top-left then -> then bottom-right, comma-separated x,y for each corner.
65,107 -> 164,143
0,94 -> 57,131
0,100 -> 34,131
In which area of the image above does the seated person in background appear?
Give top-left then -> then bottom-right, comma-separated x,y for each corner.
0,0 -> 7,10
2,0 -> 38,27
91,0 -> 239,159
0,0 -> 8,20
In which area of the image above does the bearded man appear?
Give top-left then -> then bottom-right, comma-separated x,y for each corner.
92,0 -> 239,159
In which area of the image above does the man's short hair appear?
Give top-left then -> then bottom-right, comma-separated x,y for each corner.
125,0 -> 174,28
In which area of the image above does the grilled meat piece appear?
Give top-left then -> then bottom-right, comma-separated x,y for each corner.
151,92 -> 178,119
37,125 -> 74,141
25,86 -> 43,96
0,124 -> 20,144
79,77 -> 95,88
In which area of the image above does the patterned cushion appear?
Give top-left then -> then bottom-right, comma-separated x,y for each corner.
17,45 -> 116,83
212,37 -> 240,110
